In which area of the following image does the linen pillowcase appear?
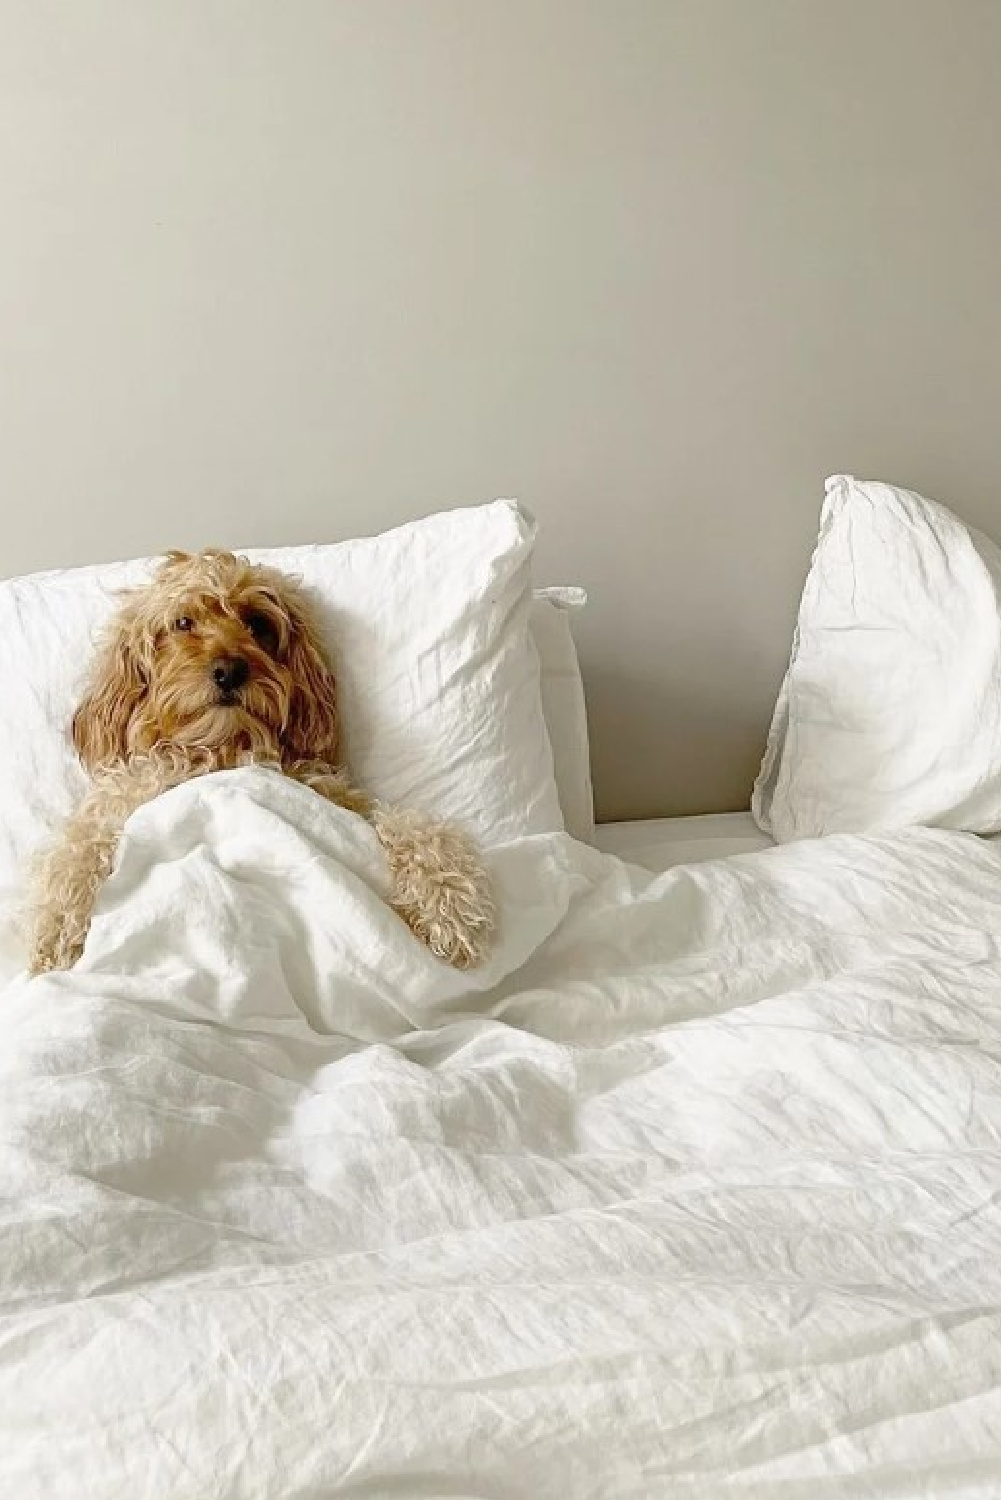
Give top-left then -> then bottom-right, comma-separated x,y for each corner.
753,473 -> 1001,840
530,588 -> 593,843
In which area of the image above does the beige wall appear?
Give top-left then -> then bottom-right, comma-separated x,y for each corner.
2,1 -> 1001,820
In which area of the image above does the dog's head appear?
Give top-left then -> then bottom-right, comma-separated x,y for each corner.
73,550 -> 339,770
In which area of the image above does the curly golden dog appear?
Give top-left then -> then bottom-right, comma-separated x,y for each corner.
27,549 -> 494,975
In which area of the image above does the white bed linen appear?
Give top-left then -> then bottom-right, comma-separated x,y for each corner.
2,769 -> 1001,1497
595,810 -> 773,870
754,473 -> 1001,842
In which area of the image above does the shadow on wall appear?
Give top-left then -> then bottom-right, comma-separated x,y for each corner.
584,662 -> 777,825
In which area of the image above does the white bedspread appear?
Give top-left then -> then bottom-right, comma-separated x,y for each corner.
3,767 -> 1001,1498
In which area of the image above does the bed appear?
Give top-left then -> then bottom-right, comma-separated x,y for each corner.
6,781 -> 1001,1498
595,809 -> 773,870
4,483 -> 1001,1498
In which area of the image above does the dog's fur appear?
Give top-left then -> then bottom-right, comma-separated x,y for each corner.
27,549 -> 494,975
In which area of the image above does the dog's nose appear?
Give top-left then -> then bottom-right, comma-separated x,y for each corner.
211,656 -> 249,693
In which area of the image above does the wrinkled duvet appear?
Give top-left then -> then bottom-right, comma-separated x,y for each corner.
3,767 -> 1001,1498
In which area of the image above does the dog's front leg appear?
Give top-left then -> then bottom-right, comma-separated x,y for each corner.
369,805 -> 495,969
27,765 -> 158,975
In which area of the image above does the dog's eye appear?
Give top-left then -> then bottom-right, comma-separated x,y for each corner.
246,612 -> 277,650
173,616 -> 194,632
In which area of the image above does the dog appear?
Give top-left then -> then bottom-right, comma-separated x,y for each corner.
27,549 -> 495,976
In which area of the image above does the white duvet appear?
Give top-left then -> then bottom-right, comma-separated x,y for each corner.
3,768 -> 1001,1498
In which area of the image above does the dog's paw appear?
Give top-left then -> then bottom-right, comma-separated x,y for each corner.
376,809 -> 496,969
27,920 -> 83,977
408,869 -> 496,970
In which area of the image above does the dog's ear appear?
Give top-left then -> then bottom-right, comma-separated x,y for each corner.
281,587 -> 340,766
72,604 -> 149,770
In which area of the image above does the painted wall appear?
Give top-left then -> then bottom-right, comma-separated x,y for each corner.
2,0 -> 999,818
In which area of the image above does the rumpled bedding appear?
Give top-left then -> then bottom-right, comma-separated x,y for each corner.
2,766 -> 1001,1498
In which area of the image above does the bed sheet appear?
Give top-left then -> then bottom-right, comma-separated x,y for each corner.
594,809 -> 774,870
3,769 -> 1001,1497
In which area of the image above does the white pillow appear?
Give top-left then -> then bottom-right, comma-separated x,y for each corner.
530,588 -> 594,843
0,501 -> 564,905
753,473 -> 1001,841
